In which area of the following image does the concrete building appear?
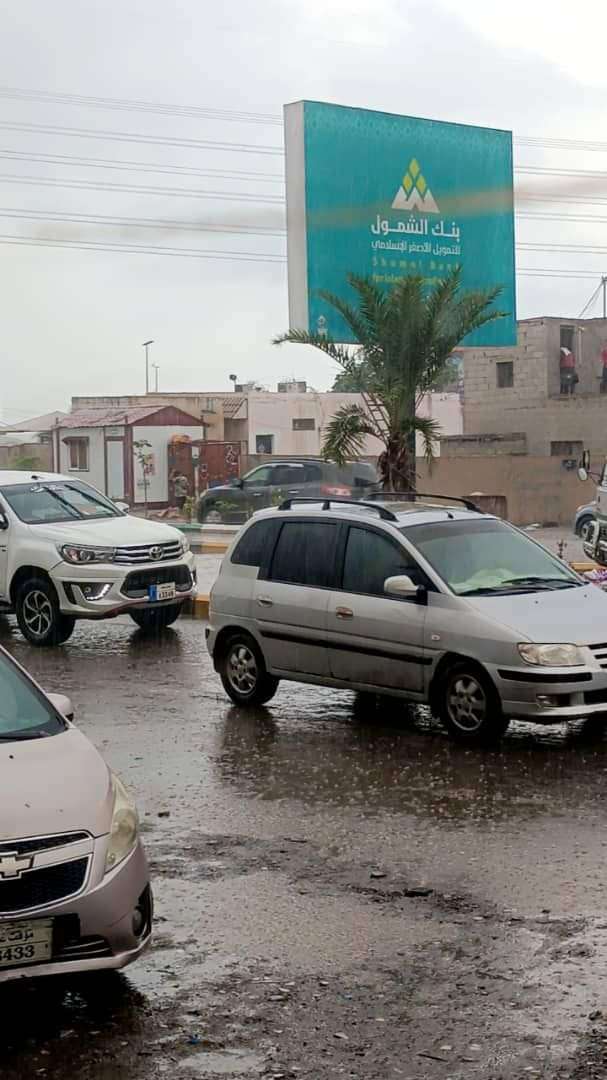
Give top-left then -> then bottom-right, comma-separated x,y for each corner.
463,316 -> 607,459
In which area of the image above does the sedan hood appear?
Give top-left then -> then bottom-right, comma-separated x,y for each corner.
465,584 -> 607,645
0,727 -> 113,841
30,513 -> 183,548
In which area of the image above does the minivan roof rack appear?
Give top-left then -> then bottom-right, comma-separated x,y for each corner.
277,496 -> 399,521
366,492 -> 482,513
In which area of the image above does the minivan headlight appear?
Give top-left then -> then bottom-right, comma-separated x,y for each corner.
105,775 -> 139,873
59,544 -> 116,564
518,643 -> 585,667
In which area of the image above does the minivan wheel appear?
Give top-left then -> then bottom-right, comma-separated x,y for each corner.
16,578 -> 75,647
438,661 -> 509,742
219,633 -> 279,707
130,602 -> 184,632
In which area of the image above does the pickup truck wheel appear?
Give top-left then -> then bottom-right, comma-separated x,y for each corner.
219,633 -> 279,706
129,602 -> 184,632
16,578 -> 75,647
438,661 -> 509,743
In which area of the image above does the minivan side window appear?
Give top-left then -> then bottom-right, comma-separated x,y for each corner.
231,519 -> 280,567
342,526 -> 430,596
269,521 -> 339,588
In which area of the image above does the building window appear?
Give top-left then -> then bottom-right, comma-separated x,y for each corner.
255,434 -> 274,454
67,437 -> 89,471
560,326 -> 575,351
496,361 -> 514,389
292,418 -> 316,431
551,440 -> 583,458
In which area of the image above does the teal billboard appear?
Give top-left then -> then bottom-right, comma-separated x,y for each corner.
284,101 -> 516,347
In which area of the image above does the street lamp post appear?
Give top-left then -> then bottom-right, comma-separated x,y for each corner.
152,363 -> 160,392
142,340 -> 154,394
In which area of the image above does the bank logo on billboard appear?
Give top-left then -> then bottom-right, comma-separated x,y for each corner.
392,158 -> 439,214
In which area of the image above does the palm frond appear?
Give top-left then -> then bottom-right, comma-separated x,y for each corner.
321,404 -> 384,465
408,415 -> 442,465
272,328 -> 353,367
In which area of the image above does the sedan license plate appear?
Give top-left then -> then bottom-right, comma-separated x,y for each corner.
0,918 -> 53,969
148,582 -> 176,601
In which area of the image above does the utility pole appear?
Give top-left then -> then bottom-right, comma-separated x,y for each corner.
142,340 -> 154,394
152,363 -> 160,392
603,276 -> 607,319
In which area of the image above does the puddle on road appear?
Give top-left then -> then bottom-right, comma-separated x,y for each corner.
178,1048 -> 264,1075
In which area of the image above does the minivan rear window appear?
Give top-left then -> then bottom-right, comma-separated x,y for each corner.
231,519 -> 280,567
269,521 -> 339,588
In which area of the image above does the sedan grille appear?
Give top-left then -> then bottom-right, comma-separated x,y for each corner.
588,642 -> 607,669
0,858 -> 89,914
0,832 -> 89,858
121,565 -> 192,599
114,540 -> 183,565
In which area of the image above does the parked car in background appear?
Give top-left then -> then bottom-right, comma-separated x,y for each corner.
197,458 -> 380,523
0,471 -> 196,646
574,500 -> 596,540
207,496 -> 607,743
0,645 -> 151,982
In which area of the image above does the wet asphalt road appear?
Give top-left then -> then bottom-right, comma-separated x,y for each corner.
2,607 -> 607,1078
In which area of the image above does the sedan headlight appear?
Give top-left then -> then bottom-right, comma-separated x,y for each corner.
60,544 -> 116,564
105,774 -> 139,873
518,643 -> 585,667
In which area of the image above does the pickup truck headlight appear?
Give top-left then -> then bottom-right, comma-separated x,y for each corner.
59,544 -> 116,564
518,643 -> 585,667
105,775 -> 139,873
180,535 -> 190,555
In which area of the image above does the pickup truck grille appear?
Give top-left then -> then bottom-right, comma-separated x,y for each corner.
588,642 -> 607,669
121,565 -> 193,599
113,540 -> 183,565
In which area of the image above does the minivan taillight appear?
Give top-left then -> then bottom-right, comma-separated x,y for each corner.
321,484 -> 351,496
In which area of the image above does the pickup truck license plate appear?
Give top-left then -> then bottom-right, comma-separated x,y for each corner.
0,918 -> 53,969
148,582 -> 176,601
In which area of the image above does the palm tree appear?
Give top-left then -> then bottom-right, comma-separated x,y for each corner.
274,267 -> 506,490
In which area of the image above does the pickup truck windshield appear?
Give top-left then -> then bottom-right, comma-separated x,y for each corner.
0,652 -> 66,740
0,481 -> 120,524
400,518 -> 581,595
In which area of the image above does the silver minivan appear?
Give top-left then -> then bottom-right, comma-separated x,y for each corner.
207,498 -> 607,741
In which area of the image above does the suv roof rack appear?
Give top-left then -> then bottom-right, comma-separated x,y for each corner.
277,496 -> 399,521
366,492 -> 482,513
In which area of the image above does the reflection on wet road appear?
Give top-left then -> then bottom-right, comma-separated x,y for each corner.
2,614 -> 607,1077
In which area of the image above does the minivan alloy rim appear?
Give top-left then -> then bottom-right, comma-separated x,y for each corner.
447,674 -> 487,731
22,590 -> 53,638
227,644 -> 258,694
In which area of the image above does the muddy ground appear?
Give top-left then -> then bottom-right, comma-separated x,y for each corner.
2,610 -> 607,1079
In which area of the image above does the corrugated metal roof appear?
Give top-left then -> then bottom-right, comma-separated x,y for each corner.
221,396 -> 247,419
56,406 -> 168,429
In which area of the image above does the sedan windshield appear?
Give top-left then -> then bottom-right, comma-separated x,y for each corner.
0,480 -> 120,525
400,518 -> 581,595
0,652 -> 66,740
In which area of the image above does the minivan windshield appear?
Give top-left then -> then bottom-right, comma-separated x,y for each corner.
0,652 -> 66,740
0,480 -> 120,525
400,518 -> 581,596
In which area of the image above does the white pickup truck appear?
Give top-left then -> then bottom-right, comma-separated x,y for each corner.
0,470 -> 196,645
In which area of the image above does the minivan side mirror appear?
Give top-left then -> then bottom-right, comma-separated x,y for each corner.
47,693 -> 74,721
578,467 -> 589,482
384,574 -> 418,598
0,512 -> 8,531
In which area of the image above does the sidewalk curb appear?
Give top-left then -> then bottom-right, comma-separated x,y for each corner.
191,542 -> 229,555
183,595 -> 210,618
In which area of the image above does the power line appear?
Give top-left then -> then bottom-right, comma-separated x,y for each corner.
0,206 -> 285,236
0,233 -> 286,261
0,120 -> 283,155
0,148 -> 284,183
0,172 -> 283,203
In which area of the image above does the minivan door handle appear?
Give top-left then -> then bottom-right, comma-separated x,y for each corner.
335,607 -> 353,619
257,595 -> 274,607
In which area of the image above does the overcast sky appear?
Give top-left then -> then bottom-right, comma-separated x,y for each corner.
1,0 -> 607,421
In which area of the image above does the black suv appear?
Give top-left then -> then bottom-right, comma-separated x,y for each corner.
198,458 -> 380,524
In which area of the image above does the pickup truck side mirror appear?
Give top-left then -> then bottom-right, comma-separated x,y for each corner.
578,467 -> 589,482
114,501 -> 129,513
0,512 -> 8,531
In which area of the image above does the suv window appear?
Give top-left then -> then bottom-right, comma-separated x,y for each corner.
231,519 -> 281,567
272,465 -> 306,486
269,521 -> 338,588
342,526 -> 429,596
242,466 -> 274,488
